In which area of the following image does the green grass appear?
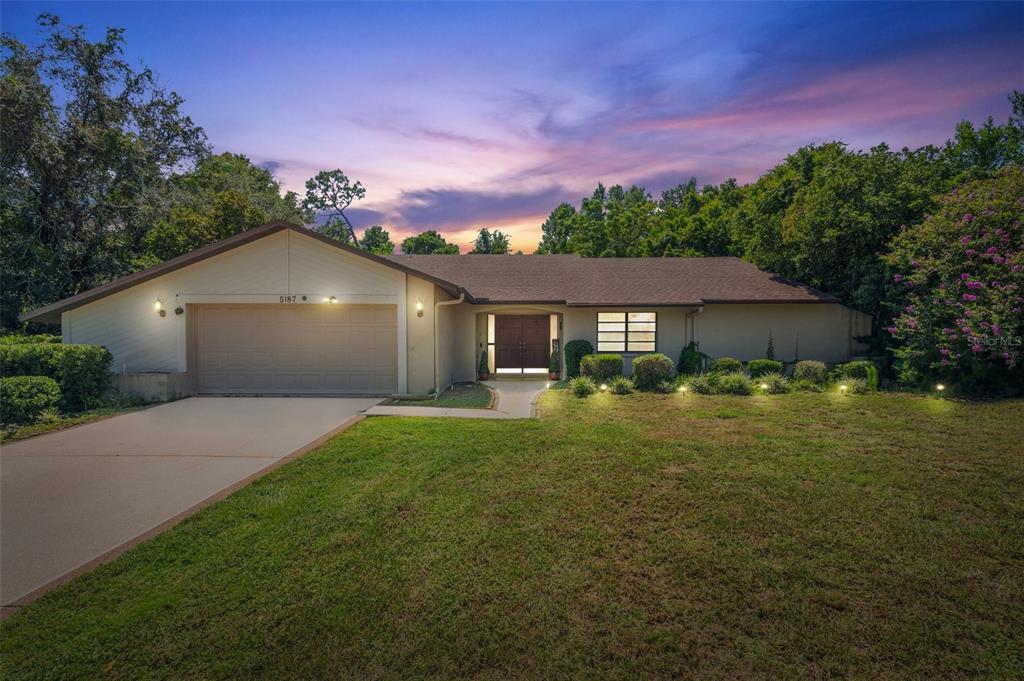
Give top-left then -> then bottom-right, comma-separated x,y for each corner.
0,406 -> 148,443
3,392 -> 1023,679
389,381 -> 493,409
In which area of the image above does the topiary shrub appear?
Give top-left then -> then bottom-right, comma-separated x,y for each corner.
715,372 -> 754,395
747,359 -> 784,378
0,343 -> 112,411
569,376 -> 596,398
609,376 -> 634,395
0,334 -> 62,345
563,340 -> 593,378
834,360 -> 879,391
756,372 -> 790,394
710,357 -> 743,374
580,354 -> 624,382
684,374 -> 718,395
793,360 -> 828,384
677,341 -> 709,376
631,353 -> 675,391
0,376 -> 61,424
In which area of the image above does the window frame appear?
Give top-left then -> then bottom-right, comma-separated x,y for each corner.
596,311 -> 658,353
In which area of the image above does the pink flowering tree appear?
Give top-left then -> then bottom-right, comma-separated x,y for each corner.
884,166 -> 1023,394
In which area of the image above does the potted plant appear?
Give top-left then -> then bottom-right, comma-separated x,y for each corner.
549,349 -> 560,380
478,350 -> 489,381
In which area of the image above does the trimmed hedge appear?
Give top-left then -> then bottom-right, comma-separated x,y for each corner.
0,334 -> 62,345
793,360 -> 828,384
710,357 -> 743,374
747,358 -> 784,378
0,343 -> 112,411
580,354 -> 623,382
632,353 -> 675,391
0,376 -> 61,424
835,360 -> 879,391
564,340 -> 593,378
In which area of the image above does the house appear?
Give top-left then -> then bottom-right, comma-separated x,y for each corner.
22,221 -> 872,398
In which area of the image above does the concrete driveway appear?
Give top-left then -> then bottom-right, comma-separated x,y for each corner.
0,396 -> 378,610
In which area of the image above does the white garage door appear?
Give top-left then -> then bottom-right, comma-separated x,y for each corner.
195,304 -> 397,394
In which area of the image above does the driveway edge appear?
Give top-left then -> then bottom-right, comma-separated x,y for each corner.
0,414 -> 366,619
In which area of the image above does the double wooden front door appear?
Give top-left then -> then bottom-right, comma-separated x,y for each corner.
495,315 -> 550,369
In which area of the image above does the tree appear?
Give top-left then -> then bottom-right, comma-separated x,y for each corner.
1,14 -> 209,328
302,169 -> 365,246
470,228 -> 511,254
536,203 -> 578,254
884,167 -> 1023,394
360,225 -> 395,255
401,230 -> 460,254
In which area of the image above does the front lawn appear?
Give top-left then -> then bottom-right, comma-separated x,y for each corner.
3,392 -> 1022,679
388,381 -> 494,409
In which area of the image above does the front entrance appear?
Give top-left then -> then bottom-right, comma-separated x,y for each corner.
494,315 -> 550,373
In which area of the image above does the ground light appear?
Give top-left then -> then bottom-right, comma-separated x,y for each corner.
936,384 -> 946,395
599,383 -> 608,391
839,383 -> 848,395
759,382 -> 769,390
678,385 -> 688,393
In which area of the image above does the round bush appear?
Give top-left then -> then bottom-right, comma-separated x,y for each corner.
563,340 -> 594,378
580,354 -> 624,382
569,376 -> 596,398
756,372 -> 790,394
834,360 -> 879,391
715,372 -> 754,395
631,353 -> 675,391
793,360 -> 828,384
684,374 -> 717,395
747,359 -> 784,378
0,342 -> 112,411
609,376 -> 634,395
0,376 -> 61,424
710,357 -> 743,374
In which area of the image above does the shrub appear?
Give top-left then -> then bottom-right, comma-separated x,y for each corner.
791,379 -> 826,393
631,353 -> 675,391
609,376 -> 634,394
549,350 -> 560,374
747,359 -> 784,378
569,376 -> 596,398
0,343 -> 112,411
793,360 -> 828,384
677,341 -> 709,376
837,377 -> 869,395
756,372 -> 790,394
478,350 -> 488,375
835,360 -> 879,391
0,376 -> 61,424
580,354 -> 623,382
715,372 -> 754,395
710,357 -> 743,374
0,334 -> 62,345
684,374 -> 717,395
564,340 -> 593,378
652,380 -> 675,394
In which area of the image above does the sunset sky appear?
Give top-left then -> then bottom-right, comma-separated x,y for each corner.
4,1 -> 1023,252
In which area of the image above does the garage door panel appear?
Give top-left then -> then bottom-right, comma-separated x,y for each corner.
196,304 -> 397,394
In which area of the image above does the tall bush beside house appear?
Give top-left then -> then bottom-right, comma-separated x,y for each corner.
0,343 -> 112,411
885,167 -> 1024,394
580,354 -> 623,382
478,350 -> 489,380
0,376 -> 61,424
747,359 -> 784,378
678,341 -> 709,375
632,353 -> 675,391
549,350 -> 560,379
563,340 -> 594,378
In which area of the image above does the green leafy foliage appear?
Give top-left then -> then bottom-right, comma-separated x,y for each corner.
715,372 -> 754,396
302,169 -> 366,246
0,334 -> 61,345
563,340 -> 593,378
469,228 -> 511,254
677,341 -> 709,376
757,372 -> 790,394
609,376 -> 634,394
834,361 -> 880,391
580,354 -> 623,382
0,343 -> 112,411
0,375 -> 61,424
359,226 -> 395,255
838,377 -> 869,395
569,376 -> 595,398
747,359 -> 784,378
631,353 -> 675,391
683,373 -> 718,394
793,360 -> 829,384
710,357 -> 743,374
885,166 -> 1024,394
401,230 -> 460,254
549,350 -> 560,373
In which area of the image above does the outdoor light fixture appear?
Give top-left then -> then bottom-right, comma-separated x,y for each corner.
936,384 -> 946,392
839,383 -> 848,394
153,298 -> 165,317
678,385 -> 687,393
327,296 -> 337,304
599,383 -> 608,391
416,297 -> 424,317
759,383 -> 769,390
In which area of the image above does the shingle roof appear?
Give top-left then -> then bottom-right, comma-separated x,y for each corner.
385,254 -> 837,306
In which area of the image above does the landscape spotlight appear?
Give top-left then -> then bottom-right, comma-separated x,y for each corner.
936,384 -> 945,392
839,384 -> 848,394
678,385 -> 687,393
759,383 -> 768,390
599,383 -> 608,391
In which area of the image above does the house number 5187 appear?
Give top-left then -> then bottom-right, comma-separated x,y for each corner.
279,295 -> 298,303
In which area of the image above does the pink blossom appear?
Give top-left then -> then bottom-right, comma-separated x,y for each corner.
966,249 -> 976,256
940,348 -> 950,356
971,343 -> 983,353
960,236 -> 971,244
962,294 -> 978,301
893,273 -> 902,283
961,273 -> 970,280
962,214 -> 974,223
993,256 -> 1005,265
986,246 -> 998,254
966,281 -> 984,289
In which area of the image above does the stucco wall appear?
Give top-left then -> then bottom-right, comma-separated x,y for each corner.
62,230 -> 419,393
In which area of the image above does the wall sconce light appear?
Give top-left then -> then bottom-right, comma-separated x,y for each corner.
154,298 -> 166,317
174,306 -> 184,315
415,297 -> 424,318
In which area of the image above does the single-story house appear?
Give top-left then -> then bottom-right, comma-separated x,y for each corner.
22,220 -> 872,398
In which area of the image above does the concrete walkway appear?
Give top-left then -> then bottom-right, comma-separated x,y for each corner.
363,380 -> 548,419
0,396 -> 378,611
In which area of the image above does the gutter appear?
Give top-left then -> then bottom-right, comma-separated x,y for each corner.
433,292 -> 465,398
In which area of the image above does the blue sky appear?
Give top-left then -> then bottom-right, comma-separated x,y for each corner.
3,1 -> 1022,250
